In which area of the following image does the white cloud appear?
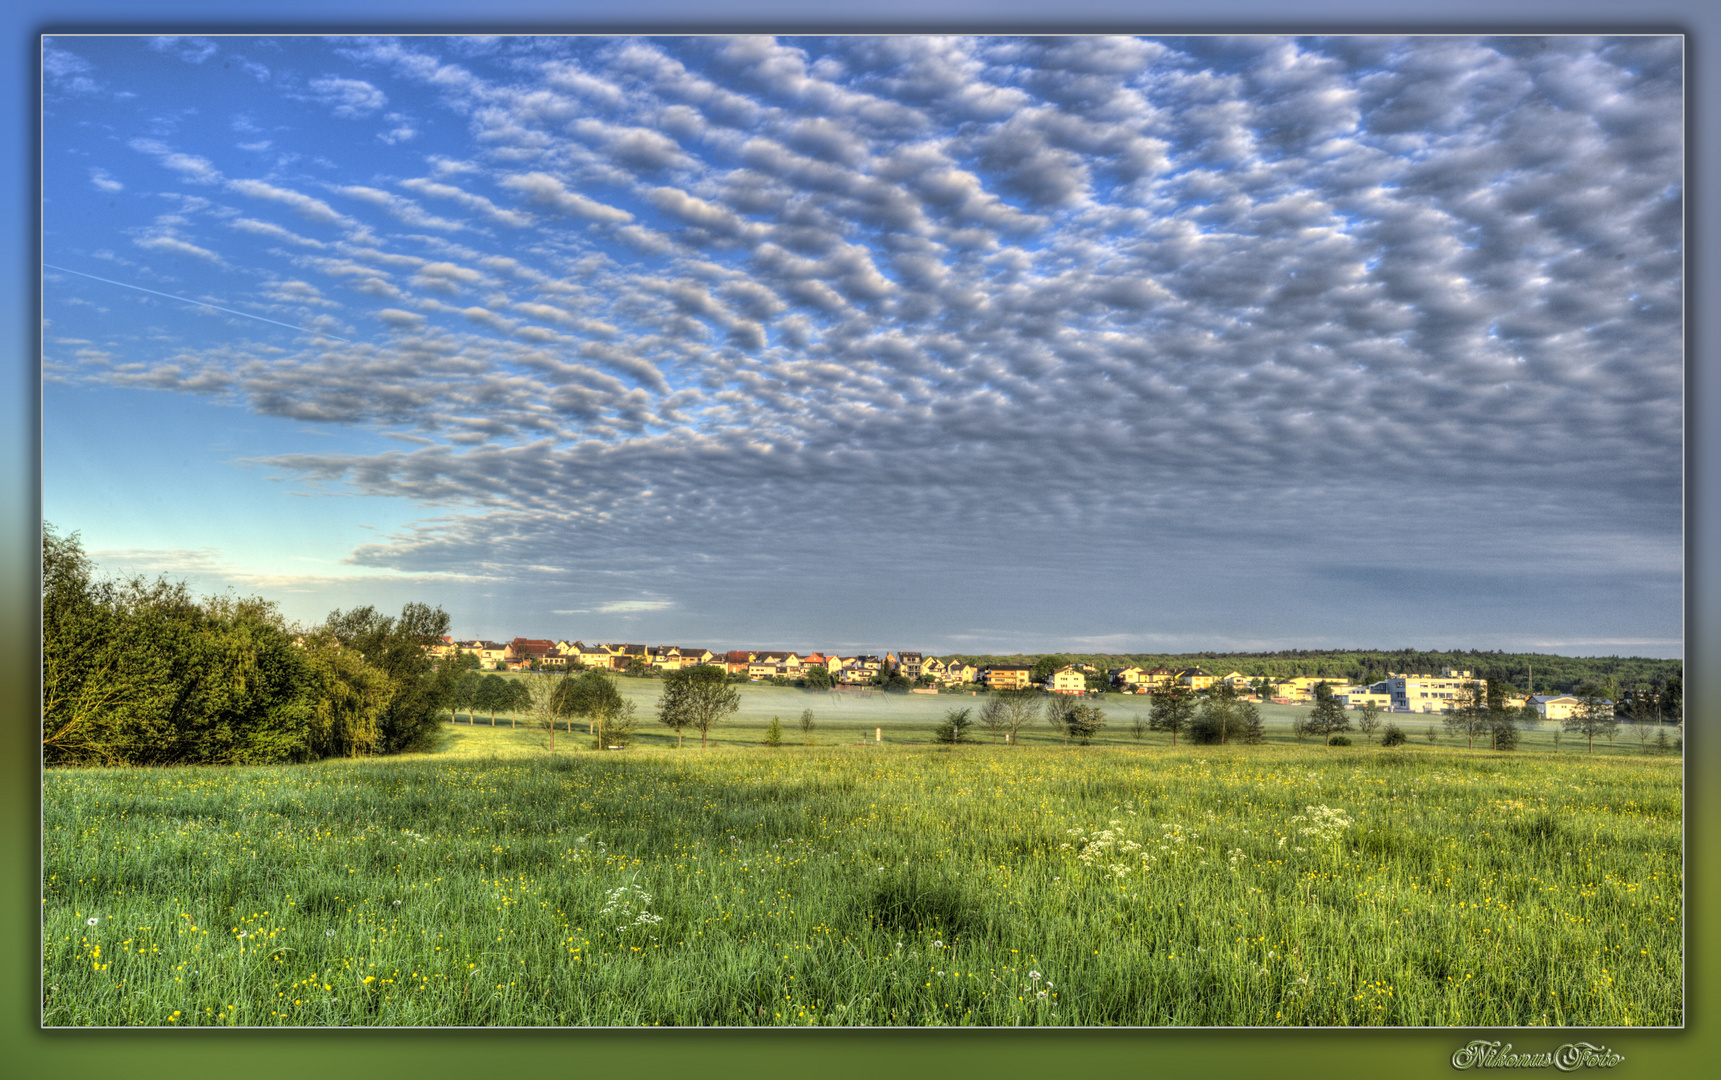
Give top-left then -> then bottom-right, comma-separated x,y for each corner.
310,75 -> 387,118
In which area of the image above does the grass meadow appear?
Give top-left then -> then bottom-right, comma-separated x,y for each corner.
43,688 -> 1682,1027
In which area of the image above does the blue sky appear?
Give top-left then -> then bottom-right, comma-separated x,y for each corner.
41,33 -> 1683,656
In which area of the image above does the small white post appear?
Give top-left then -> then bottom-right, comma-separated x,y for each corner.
875,727 -> 882,743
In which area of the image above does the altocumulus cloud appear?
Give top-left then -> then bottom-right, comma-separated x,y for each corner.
42,35 -> 1681,650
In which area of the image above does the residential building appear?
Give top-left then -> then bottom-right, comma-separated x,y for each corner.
1048,665 -> 1088,695
940,660 -> 979,686
1109,666 -> 1146,691
982,665 -> 1033,691
1176,667 -> 1216,691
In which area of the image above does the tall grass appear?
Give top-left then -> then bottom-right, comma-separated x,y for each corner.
43,731 -> 1680,1026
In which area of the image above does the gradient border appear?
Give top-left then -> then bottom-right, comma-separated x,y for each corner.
7,3 -> 1712,1078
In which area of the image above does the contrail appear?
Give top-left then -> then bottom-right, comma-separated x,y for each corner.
42,262 -> 352,343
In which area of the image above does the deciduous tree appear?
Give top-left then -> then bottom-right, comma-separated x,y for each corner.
657,664 -> 741,748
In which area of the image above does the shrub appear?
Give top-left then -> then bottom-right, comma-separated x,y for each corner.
1328,735 -> 1352,746
764,716 -> 783,746
1380,724 -> 1407,747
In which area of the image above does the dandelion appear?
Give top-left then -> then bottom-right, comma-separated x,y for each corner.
326,930 -> 336,938
1036,990 -> 1049,1000
932,940 -> 944,949
1029,970 -> 1042,981
85,917 -> 98,926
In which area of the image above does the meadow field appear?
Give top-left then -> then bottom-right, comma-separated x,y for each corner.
459,676 -> 1678,756
43,691 -> 1682,1027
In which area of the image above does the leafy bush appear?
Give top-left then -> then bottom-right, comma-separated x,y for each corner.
1380,724 -> 1407,747
764,716 -> 783,746
1328,735 -> 1352,746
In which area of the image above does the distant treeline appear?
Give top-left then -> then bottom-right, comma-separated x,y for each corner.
949,649 -> 1682,698
43,525 -> 456,767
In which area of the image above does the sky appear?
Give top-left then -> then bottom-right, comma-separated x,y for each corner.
41,33 -> 1683,657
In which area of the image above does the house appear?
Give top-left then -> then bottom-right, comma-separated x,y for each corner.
1139,666 -> 1177,691
1219,671 -> 1255,692
1175,667 -> 1216,691
939,659 -> 979,686
505,638 -> 557,664
723,650 -> 754,674
456,640 -> 510,668
1109,666 -> 1145,690
748,651 -> 802,678
982,665 -> 1033,691
1048,665 -> 1088,695
647,645 -> 698,671
1527,695 -> 1610,721
891,652 -> 925,679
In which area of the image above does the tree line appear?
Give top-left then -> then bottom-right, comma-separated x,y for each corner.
43,526 -> 456,767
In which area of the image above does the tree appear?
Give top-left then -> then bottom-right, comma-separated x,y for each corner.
1064,702 -> 1105,745
1663,674 -> 1683,727
764,716 -> 784,746
802,665 -> 833,691
977,696 -> 1009,742
1238,700 -> 1265,745
450,669 -> 483,724
657,664 -> 741,748
522,672 -> 567,752
504,678 -> 532,727
798,708 -> 816,740
932,707 -> 973,744
1046,694 -> 1076,745
1565,684 -> 1618,754
299,633 -> 392,759
1190,694 -> 1239,745
474,673 -> 507,725
622,656 -> 650,679
1381,723 -> 1407,747
1148,683 -> 1196,746
560,669 -> 631,748
323,602 -> 456,753
1356,702 -> 1382,744
1030,655 -> 1067,684
1304,696 -> 1351,746
1443,682 -> 1487,749
993,687 -> 1042,745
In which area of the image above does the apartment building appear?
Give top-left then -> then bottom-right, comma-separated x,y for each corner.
1375,669 -> 1484,713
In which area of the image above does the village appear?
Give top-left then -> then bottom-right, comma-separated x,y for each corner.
429,636 -> 1596,719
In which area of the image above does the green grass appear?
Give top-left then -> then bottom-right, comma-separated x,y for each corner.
43,720 -> 1681,1027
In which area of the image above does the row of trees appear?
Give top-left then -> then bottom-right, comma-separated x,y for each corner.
43,526 -> 456,766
